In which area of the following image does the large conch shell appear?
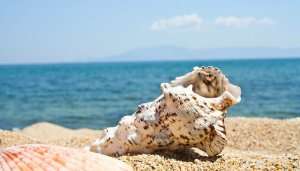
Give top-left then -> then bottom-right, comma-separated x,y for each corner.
87,66 -> 241,156
0,144 -> 132,171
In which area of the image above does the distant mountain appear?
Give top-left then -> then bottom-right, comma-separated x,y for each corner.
101,46 -> 300,61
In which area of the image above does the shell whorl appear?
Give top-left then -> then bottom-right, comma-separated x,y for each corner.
170,66 -> 241,101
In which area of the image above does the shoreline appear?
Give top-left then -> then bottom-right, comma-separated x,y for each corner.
1,117 -> 299,170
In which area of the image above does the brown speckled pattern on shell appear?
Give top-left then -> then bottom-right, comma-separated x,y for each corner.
87,66 -> 241,157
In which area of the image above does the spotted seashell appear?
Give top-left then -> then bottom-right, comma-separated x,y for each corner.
0,144 -> 132,171
87,66 -> 241,157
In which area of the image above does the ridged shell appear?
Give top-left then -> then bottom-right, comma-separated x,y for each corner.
0,144 -> 132,171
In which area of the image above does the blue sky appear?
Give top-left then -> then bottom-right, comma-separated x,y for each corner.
0,0 -> 299,63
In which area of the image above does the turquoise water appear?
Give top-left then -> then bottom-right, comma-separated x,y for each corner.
0,58 -> 300,129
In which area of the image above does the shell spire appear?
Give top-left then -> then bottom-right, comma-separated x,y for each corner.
170,66 -> 241,101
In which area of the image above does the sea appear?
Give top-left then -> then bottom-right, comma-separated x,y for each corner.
0,58 -> 299,130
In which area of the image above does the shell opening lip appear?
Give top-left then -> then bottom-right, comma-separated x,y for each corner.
226,83 -> 241,104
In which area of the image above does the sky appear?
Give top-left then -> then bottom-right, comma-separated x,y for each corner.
0,0 -> 300,63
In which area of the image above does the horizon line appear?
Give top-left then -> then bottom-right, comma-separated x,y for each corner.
0,56 -> 300,66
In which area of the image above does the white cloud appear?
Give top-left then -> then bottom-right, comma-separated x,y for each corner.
215,16 -> 275,28
151,14 -> 203,31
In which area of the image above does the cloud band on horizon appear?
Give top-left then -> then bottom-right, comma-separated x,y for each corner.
150,14 -> 203,31
215,16 -> 275,28
151,14 -> 275,31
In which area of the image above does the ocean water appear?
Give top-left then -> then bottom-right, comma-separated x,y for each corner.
0,58 -> 299,129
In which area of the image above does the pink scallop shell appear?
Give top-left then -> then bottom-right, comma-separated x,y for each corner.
0,144 -> 132,171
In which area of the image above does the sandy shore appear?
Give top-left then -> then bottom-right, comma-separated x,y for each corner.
1,117 -> 299,170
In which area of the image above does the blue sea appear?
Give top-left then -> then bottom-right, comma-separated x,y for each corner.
0,58 -> 300,130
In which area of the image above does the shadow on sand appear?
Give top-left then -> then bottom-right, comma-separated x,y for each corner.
153,148 -> 221,162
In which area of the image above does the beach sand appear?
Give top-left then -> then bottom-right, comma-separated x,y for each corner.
1,117 -> 299,170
